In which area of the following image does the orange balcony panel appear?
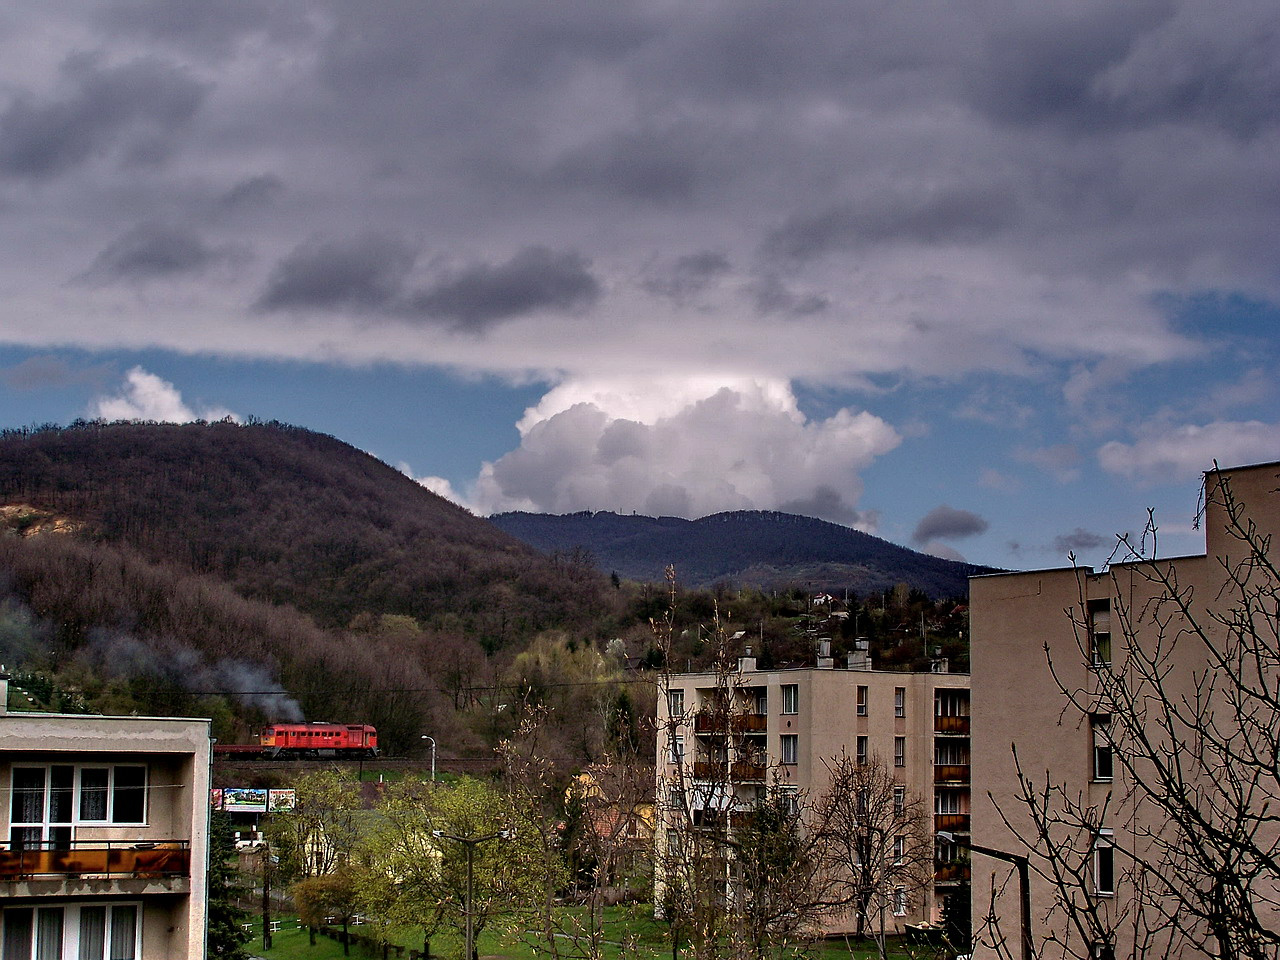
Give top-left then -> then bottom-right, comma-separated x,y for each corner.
934,715 -> 971,735
934,813 -> 970,832
934,764 -> 970,784
0,842 -> 190,880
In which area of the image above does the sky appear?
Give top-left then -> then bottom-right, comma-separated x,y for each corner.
0,0 -> 1277,573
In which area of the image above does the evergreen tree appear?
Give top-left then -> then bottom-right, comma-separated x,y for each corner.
207,811 -> 253,959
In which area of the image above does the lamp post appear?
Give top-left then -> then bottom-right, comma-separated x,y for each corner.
421,735 -> 437,781
432,829 -> 509,960
939,831 -> 1033,960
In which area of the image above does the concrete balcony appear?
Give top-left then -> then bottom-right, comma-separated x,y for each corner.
933,763 -> 970,784
934,715 -> 970,735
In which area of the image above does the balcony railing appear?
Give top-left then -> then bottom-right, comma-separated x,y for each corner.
934,862 -> 972,883
934,813 -> 970,833
934,763 -> 970,784
692,761 -> 766,782
934,715 -> 971,735
0,841 -> 190,880
694,713 -> 768,734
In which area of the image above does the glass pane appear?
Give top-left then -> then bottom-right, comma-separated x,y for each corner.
49,767 -> 75,824
109,906 -> 137,960
3,907 -> 34,960
112,768 -> 147,824
80,769 -> 110,821
80,907 -> 106,960
12,768 -> 45,824
35,907 -> 63,960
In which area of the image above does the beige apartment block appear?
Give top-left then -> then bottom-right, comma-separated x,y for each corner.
0,672 -> 211,960
656,649 -> 971,935
970,461 -> 1280,960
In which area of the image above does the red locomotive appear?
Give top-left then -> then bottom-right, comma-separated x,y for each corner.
214,722 -> 379,760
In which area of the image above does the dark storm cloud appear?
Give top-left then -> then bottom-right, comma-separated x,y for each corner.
85,223 -> 230,282
643,251 -> 732,300
779,486 -> 867,527
257,235 -> 419,311
96,0 -> 313,59
217,175 -> 285,213
0,54 -> 206,179
408,247 -> 601,330
748,275 -> 828,316
0,356 -> 109,391
913,505 -> 990,544
1053,528 -> 1109,556
764,189 -> 1018,263
549,125 -> 716,203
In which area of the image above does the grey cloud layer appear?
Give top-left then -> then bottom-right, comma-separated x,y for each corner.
0,0 -> 1276,526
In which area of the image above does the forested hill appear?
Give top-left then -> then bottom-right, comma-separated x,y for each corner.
0,420 -> 603,636
490,509 -> 993,598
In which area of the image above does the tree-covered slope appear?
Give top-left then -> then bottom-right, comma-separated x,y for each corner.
491,509 -> 994,597
0,420 -> 604,638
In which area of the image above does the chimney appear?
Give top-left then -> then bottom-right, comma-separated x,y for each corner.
816,639 -> 834,669
846,640 -> 873,671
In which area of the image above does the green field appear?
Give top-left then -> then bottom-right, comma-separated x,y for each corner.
248,906 -> 933,960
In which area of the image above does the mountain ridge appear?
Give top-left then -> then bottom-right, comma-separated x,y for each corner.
490,508 -> 993,597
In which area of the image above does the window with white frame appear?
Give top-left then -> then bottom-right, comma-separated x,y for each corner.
1089,599 -> 1112,667
667,689 -> 685,718
2,903 -> 140,960
856,736 -> 868,766
893,887 -> 907,916
893,785 -> 905,814
894,687 -> 905,718
781,684 -> 798,715
893,835 -> 905,864
780,785 -> 800,815
856,685 -> 868,716
935,789 -> 965,814
9,764 -> 147,850
1094,829 -> 1115,895
1091,714 -> 1113,781
669,734 -> 685,764
780,734 -> 798,765
893,736 -> 905,767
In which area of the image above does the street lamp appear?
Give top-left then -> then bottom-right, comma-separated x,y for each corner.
421,735 -> 437,781
938,831 -> 1033,960
432,828 -> 510,960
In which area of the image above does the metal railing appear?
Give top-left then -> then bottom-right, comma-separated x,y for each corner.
0,840 -> 190,880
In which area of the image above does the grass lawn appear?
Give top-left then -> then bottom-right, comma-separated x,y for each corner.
250,907 -> 931,960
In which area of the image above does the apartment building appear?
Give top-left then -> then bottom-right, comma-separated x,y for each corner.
969,461 -> 1280,959
656,647 -> 971,935
0,672 -> 211,960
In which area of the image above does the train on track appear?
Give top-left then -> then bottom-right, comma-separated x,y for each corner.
213,722 -> 379,760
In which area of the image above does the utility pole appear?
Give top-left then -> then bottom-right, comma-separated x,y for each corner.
433,829 -> 509,960
939,831 -> 1033,960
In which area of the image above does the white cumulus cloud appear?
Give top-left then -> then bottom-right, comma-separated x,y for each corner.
1098,420 -> 1280,482
91,367 -> 238,423
473,377 -> 900,527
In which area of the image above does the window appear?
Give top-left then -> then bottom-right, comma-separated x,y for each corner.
80,766 -> 146,823
856,685 -> 868,716
1089,599 -> 1112,667
1094,830 -> 1115,895
894,687 -> 905,718
781,684 -> 799,715
2,904 -> 139,960
893,835 -> 905,864
936,789 -> 964,815
856,736 -> 868,766
893,887 -> 907,916
893,785 -> 905,814
1091,941 -> 1116,960
1091,714 -> 1113,780
780,785 -> 800,815
753,689 -> 768,715
669,734 -> 685,764
667,689 -> 684,717
780,734 -> 798,765
894,736 -> 905,767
